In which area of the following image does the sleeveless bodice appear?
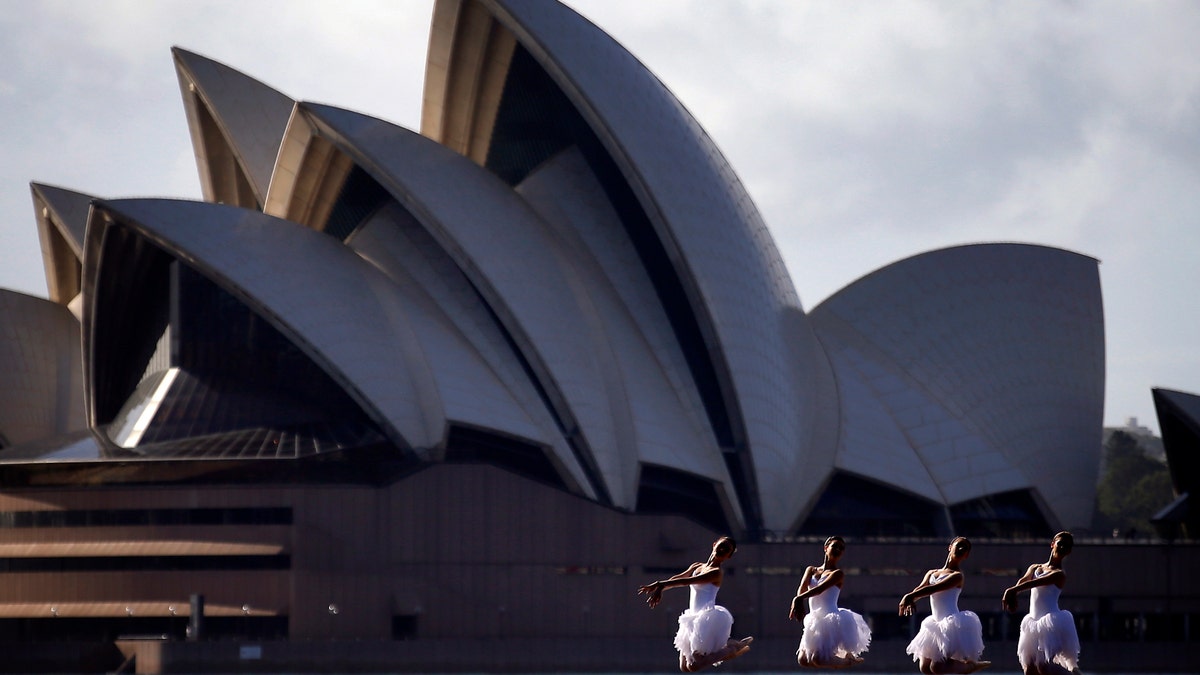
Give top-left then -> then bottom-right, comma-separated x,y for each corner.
1028,568 -> 1062,619
1029,583 -> 1061,618
807,577 -> 841,614
689,582 -> 719,611
928,573 -> 962,620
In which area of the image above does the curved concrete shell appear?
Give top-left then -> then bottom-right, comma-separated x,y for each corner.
84,198 -> 440,458
274,102 -> 737,517
174,47 -> 296,208
514,149 -> 722,477
31,183 -> 93,312
424,0 -> 838,532
811,244 -> 1105,531
0,290 -> 85,448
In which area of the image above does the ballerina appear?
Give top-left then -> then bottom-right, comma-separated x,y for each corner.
1002,531 -> 1082,675
790,535 -> 871,669
638,536 -> 753,672
899,536 -> 990,674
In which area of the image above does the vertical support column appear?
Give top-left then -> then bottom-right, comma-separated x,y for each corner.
188,593 -> 204,641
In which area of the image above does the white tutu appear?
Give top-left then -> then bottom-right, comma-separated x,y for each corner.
1018,609 -> 1080,670
797,607 -> 871,661
674,604 -> 734,660
797,585 -> 871,663
906,610 -> 985,662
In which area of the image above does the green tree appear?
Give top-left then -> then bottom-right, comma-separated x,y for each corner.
1094,430 -> 1175,537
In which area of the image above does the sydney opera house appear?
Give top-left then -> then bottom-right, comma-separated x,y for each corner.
0,0 -> 1153,668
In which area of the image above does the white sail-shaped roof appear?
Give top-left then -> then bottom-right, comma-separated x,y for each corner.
812,244 -> 1105,529
174,47 -> 296,206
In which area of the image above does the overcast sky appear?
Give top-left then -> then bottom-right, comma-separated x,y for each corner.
2,0 -> 1197,436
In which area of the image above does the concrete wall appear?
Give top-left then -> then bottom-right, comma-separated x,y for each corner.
0,463 -> 1195,654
